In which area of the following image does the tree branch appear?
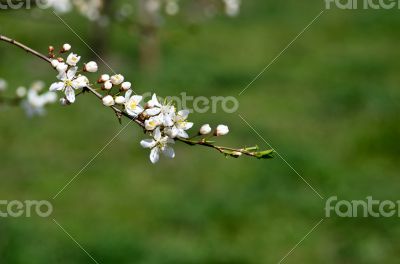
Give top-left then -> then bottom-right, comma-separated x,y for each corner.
0,34 -> 274,160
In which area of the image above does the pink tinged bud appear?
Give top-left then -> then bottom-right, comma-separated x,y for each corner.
84,61 -> 98,73
103,80 -> 113,90
102,95 -> 115,106
98,74 -> 110,83
121,82 -> 131,91
62,43 -> 71,52
199,124 -> 212,135
215,125 -> 229,136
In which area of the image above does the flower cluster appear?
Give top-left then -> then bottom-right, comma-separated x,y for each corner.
44,43 -> 274,163
49,44 -> 95,104
0,79 -> 57,117
20,81 -> 58,117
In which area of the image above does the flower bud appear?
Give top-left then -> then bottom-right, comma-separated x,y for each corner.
121,82 -> 131,91
115,96 -> 126,105
102,95 -> 115,106
199,124 -> 212,135
215,125 -> 229,136
62,43 -> 71,52
49,46 -> 55,52
103,80 -> 113,90
111,74 -> 124,85
98,74 -> 110,83
84,61 -> 98,73
51,59 -> 60,68
16,86 -> 27,98
60,98 -> 69,106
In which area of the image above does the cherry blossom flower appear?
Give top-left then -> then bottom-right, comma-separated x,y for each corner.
165,110 -> 193,138
124,90 -> 143,117
66,53 -> 81,66
140,127 -> 175,164
50,67 -> 88,103
111,74 -> 124,85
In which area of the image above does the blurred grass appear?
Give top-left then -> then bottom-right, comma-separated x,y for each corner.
1,1 -> 400,263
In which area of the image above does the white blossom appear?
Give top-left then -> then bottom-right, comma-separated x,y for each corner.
115,96 -> 126,105
215,124 -> 229,136
50,67 -> 88,103
99,74 -> 110,82
47,0 -> 72,13
166,109 -> 193,138
21,81 -> 57,117
223,0 -> 241,17
63,43 -> 72,52
200,124 -> 212,135
145,116 -> 162,131
121,82 -> 131,91
140,127 -> 175,164
56,62 -> 68,76
124,90 -> 143,117
51,59 -> 60,68
111,74 -> 124,85
66,53 -> 81,66
102,95 -> 115,106
85,61 -> 98,72
103,80 -> 113,90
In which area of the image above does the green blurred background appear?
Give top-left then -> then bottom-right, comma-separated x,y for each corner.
1,0 -> 400,263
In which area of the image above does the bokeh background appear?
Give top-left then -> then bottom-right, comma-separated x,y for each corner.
1,0 -> 400,263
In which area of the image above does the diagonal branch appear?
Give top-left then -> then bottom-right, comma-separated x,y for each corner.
0,34 -> 274,159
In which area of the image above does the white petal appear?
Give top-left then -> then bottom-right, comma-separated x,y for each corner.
140,139 -> 156,149
49,82 -> 65,91
162,146 -> 175,159
183,122 -> 194,130
65,86 -> 75,103
145,107 -> 161,116
177,130 -> 189,139
177,110 -> 189,119
163,115 -> 174,127
125,89 -> 133,101
150,148 -> 160,164
165,126 -> 179,138
132,95 -> 143,104
67,67 -> 78,79
153,127 -> 161,141
133,106 -> 144,115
